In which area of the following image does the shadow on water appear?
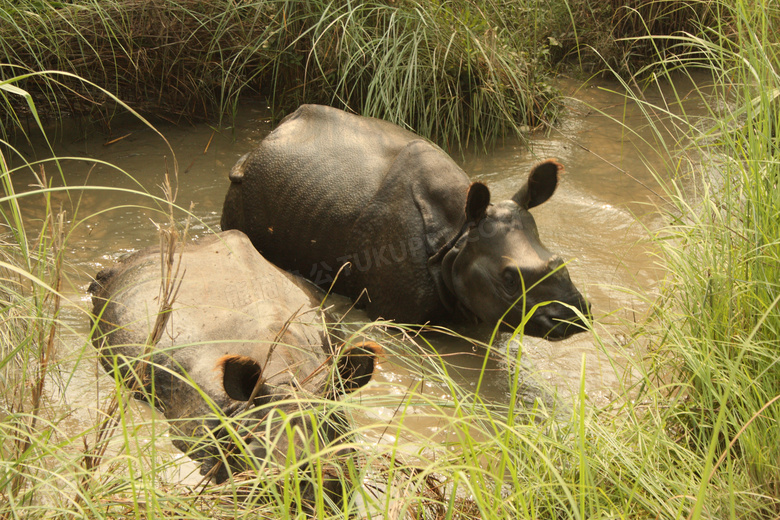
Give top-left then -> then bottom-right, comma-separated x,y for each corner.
7,72 -> 710,480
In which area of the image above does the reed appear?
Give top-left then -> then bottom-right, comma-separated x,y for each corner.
0,0 -> 559,148
556,0 -> 722,72
619,0 -> 780,515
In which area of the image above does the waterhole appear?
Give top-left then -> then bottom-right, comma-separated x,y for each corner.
8,73 -> 705,483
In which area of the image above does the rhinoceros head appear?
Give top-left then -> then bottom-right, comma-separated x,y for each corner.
185,340 -> 381,504
440,160 -> 590,339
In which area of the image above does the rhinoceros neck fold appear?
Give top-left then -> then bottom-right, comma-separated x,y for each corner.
428,224 -> 471,321
428,218 -> 470,266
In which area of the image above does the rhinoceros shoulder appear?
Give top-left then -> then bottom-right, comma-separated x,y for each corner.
342,140 -> 470,322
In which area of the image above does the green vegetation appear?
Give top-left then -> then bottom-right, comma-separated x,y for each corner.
638,0 -> 780,513
558,0 -> 720,71
0,0 -> 722,147
2,0 -> 780,518
0,0 -> 563,148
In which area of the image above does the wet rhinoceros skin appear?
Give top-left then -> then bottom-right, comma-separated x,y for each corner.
88,230 -> 377,492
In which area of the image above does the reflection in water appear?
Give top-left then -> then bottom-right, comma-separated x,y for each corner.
9,74 -> 705,481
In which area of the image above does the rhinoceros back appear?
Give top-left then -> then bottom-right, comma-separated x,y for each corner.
221,105 -> 422,287
89,230 -> 329,417
222,105 -> 476,323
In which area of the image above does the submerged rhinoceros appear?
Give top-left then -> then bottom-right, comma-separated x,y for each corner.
221,104 -> 590,339
88,230 -> 379,506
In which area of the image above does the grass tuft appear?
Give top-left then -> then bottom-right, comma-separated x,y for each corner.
0,0 -> 561,148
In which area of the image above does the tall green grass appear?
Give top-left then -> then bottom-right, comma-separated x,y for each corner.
0,71 -> 189,515
614,0 -> 780,515
0,0 -> 559,148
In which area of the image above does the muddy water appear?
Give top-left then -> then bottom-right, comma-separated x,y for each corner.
10,73 -> 704,480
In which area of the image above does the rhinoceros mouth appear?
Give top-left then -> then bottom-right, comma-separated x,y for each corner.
544,318 -> 589,340
530,304 -> 590,340
500,298 -> 590,340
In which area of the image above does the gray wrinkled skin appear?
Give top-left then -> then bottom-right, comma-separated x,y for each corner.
89,230 -> 376,504
221,104 -> 590,339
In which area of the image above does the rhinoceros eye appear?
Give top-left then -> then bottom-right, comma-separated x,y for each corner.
502,269 -> 520,293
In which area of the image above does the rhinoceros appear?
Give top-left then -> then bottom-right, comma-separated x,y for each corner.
221,104 -> 590,339
88,230 -> 379,506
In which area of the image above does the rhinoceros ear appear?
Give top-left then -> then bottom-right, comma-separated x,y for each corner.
334,341 -> 382,394
219,355 -> 263,402
465,182 -> 490,223
512,159 -> 561,209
